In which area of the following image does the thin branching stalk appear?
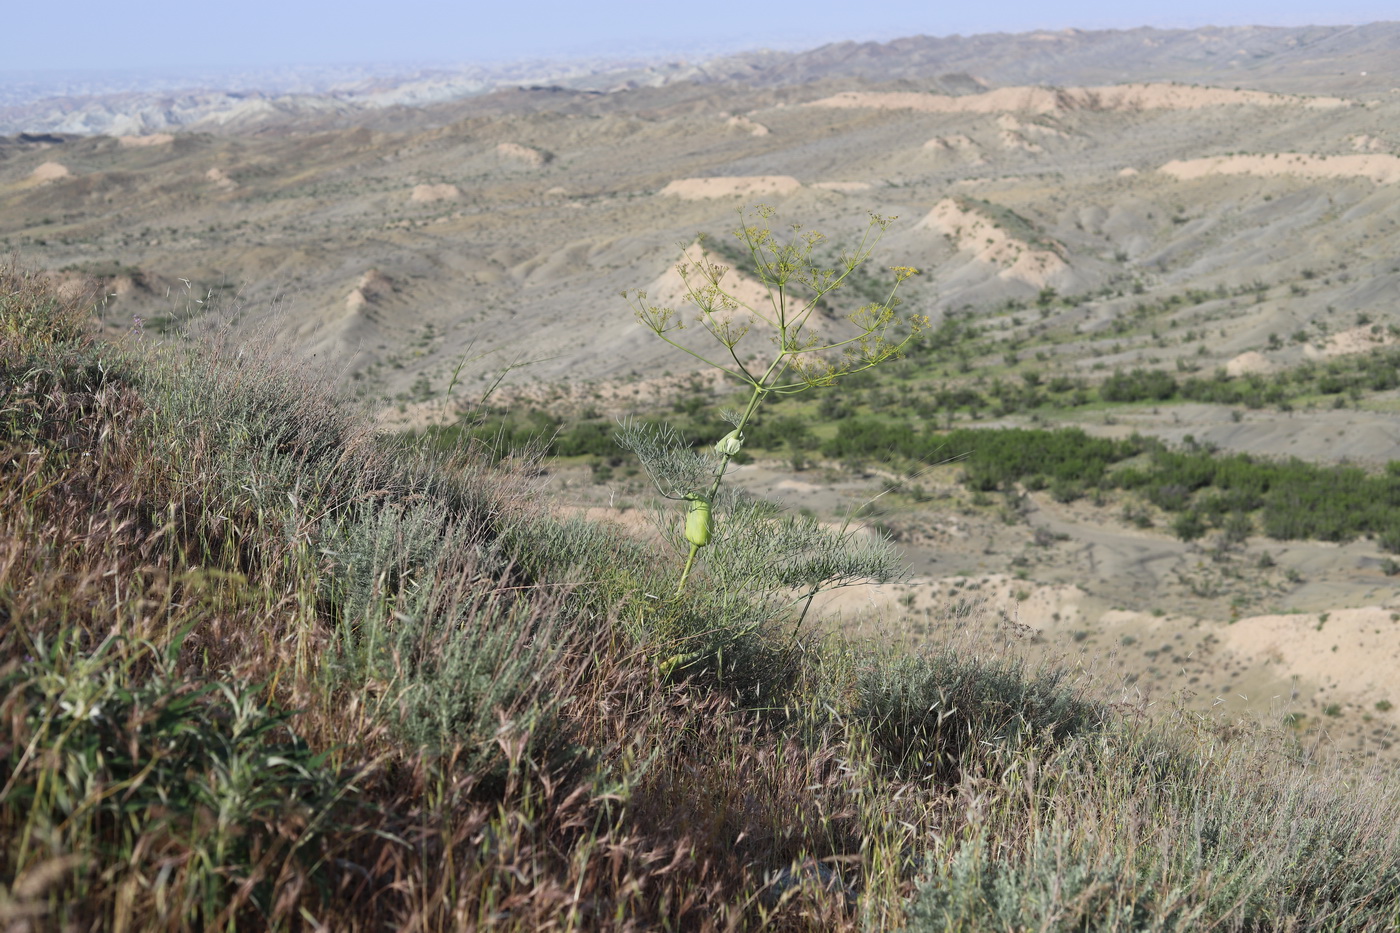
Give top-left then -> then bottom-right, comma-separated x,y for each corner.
623,204 -> 927,595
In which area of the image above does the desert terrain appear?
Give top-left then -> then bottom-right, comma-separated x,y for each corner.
3,23 -> 1400,760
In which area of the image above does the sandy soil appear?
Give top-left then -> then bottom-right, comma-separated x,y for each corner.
205,166 -> 237,189
410,183 -> 461,202
117,134 -> 174,148
638,241 -> 774,314
1072,402 -> 1400,468
923,134 -> 977,151
1314,324 -> 1396,357
996,114 -> 1068,138
725,115 -> 770,136
915,198 -> 1069,288
345,269 -> 392,312
806,83 -> 1349,115
658,176 -> 802,200
1350,134 -> 1389,152
496,142 -> 548,166
1159,153 -> 1400,185
29,161 -> 70,182
998,130 -> 1043,153
1219,607 -> 1400,704
1225,351 -> 1274,375
810,181 -> 871,192
924,137 -> 987,169
731,456 -> 1399,759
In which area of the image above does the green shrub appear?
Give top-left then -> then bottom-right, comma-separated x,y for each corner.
2,632 -> 352,926
1100,367 -> 1179,403
908,720 -> 1400,932
855,649 -> 1100,782
319,500 -> 575,773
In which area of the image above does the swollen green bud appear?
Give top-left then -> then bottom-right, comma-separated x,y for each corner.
714,429 -> 744,457
684,496 -> 713,547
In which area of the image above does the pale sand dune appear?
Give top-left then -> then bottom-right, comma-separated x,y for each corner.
916,197 -> 1069,288
1350,134 -> 1388,152
1311,324 -> 1396,358
410,183 -> 461,202
725,115 -> 770,136
496,142 -> 548,166
1225,350 -> 1274,376
811,87 -> 1067,115
642,242 -> 772,312
806,83 -> 1349,115
1219,607 -> 1400,704
1159,153 -> 1400,185
810,181 -> 871,192
295,269 -> 396,359
1077,83 -> 1348,110
345,269 -> 392,312
658,176 -> 801,200
815,573 -> 1400,721
205,166 -> 237,190
30,161 -> 71,182
117,133 -> 174,148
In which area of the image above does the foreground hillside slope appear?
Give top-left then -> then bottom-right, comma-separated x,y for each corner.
4,263 -> 1400,929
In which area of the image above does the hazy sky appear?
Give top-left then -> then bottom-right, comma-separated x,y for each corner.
9,0 -> 1397,73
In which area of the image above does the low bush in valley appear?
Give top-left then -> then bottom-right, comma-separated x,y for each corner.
824,417 -> 1400,549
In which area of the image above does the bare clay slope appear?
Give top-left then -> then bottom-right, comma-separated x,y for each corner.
4,75 -> 1399,400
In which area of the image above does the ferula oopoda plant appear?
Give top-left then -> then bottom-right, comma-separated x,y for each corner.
621,204 -> 928,595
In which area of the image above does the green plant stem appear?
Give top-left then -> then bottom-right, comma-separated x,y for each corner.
676,543 -> 702,595
792,593 -> 817,640
674,373 -> 781,596
637,208 -> 924,595
704,381 -> 767,502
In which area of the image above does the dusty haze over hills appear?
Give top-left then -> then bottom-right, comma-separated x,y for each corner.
4,22 -> 1399,135
4,21 -> 1400,757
